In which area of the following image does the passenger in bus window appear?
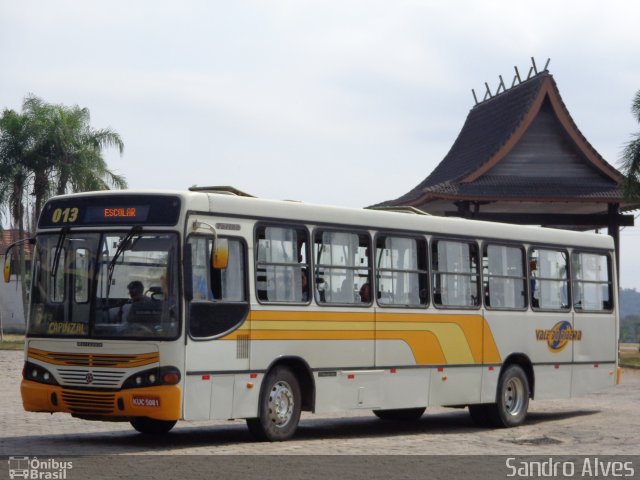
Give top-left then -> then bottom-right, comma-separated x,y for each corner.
300,269 -> 309,302
529,259 -> 539,308
419,288 -> 428,304
315,276 -> 327,303
359,283 -> 371,303
484,284 -> 491,307
433,286 -> 443,306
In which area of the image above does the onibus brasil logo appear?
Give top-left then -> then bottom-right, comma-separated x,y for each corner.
536,320 -> 582,352
8,457 -> 73,479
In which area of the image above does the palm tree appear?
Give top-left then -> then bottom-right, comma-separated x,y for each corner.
1,95 -> 127,318
1,94 -> 127,229
22,95 -> 127,223
0,108 -> 31,232
622,90 -> 640,200
0,107 -> 36,313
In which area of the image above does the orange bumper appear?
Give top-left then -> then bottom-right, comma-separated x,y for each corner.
21,380 -> 182,421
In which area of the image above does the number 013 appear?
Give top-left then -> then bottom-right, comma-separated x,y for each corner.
51,207 -> 79,223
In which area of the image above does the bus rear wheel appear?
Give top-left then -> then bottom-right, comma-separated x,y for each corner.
469,364 -> 530,428
246,367 -> 301,441
373,407 -> 426,421
495,364 -> 530,427
130,417 -> 176,434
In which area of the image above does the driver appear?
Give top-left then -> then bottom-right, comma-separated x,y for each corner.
121,280 -> 152,322
127,281 -> 146,303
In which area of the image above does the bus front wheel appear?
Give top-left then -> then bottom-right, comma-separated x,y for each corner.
246,367 -> 302,441
130,417 -> 176,434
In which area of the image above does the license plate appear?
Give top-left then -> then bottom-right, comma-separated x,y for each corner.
132,395 -> 161,407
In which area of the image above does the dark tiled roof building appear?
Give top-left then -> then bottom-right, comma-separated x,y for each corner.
376,70 -> 638,265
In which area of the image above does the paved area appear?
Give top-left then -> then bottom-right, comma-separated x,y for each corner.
1,350 -> 639,456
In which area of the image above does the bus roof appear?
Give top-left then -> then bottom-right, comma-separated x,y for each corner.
44,189 -> 614,250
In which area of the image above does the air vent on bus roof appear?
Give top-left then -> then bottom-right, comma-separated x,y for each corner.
188,186 -> 256,197
366,206 -> 430,215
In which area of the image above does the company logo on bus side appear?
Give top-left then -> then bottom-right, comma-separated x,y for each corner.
536,321 -> 582,352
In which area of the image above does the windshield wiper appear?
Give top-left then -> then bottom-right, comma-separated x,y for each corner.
106,226 -> 142,291
51,226 -> 70,278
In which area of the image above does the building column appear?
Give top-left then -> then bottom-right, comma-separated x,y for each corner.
607,203 -> 620,284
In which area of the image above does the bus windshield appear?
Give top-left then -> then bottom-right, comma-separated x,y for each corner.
28,231 -> 180,339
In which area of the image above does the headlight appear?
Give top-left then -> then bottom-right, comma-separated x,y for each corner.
122,366 -> 181,389
24,362 -> 59,386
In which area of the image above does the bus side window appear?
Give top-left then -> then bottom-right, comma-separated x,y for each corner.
431,239 -> 479,308
483,244 -> 526,310
572,251 -> 612,312
529,248 -> 570,311
376,235 -> 428,307
314,230 -> 371,305
255,225 -> 310,303
189,237 -> 249,338
189,236 -> 213,300
212,239 -> 246,302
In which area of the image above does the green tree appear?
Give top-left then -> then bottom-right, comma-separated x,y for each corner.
0,94 -> 126,318
621,89 -> 640,199
1,94 -> 126,230
21,95 -> 127,223
0,108 -> 32,233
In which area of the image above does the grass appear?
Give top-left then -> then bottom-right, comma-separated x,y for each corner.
0,333 -> 25,350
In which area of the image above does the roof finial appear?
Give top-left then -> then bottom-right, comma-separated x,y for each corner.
528,57 -> 538,79
483,82 -> 493,101
495,75 -> 506,95
472,57 -> 551,106
512,66 -> 522,87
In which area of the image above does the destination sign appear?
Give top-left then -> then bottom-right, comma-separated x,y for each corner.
38,195 -> 181,228
85,205 -> 150,223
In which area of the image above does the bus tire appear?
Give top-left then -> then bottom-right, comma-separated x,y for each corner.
130,417 -> 176,434
492,364 -> 530,427
373,407 -> 426,421
246,367 -> 301,441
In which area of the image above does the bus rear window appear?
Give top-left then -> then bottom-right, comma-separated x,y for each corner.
572,252 -> 612,312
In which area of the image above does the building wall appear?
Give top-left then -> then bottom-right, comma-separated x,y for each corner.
0,258 -> 25,332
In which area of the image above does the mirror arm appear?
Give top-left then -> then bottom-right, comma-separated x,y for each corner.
3,237 -> 35,283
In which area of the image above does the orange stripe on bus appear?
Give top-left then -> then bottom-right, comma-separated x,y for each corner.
220,310 -> 502,365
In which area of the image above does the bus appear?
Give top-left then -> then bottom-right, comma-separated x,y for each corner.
4,188 -> 620,441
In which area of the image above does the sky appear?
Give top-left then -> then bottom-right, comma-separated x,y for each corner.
1,0 -> 640,288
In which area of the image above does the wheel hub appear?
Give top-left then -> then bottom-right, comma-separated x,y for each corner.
268,380 -> 294,427
504,377 -> 524,416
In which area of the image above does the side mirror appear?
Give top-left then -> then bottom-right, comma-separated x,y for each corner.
3,255 -> 11,283
212,238 -> 229,270
3,237 -> 35,283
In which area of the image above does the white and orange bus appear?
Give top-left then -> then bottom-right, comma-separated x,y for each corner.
5,188 -> 619,440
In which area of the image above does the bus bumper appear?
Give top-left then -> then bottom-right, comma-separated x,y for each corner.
21,380 -> 182,421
